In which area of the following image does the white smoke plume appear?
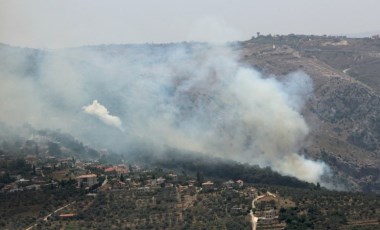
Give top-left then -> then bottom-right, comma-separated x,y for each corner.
83,100 -> 122,130
0,42 -> 330,184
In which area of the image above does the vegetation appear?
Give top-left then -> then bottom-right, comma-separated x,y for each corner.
130,149 -> 314,189
0,182 -> 84,229
262,184 -> 380,229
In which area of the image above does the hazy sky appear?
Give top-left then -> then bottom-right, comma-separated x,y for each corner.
1,0 -> 379,48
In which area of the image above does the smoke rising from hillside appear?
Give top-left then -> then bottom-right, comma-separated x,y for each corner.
83,100 -> 123,130
0,42 -> 330,184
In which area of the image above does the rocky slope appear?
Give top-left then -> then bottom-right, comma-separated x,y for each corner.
239,35 -> 380,192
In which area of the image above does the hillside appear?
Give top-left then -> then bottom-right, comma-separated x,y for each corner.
1,147 -> 379,229
239,35 -> 380,192
1,36 -> 380,193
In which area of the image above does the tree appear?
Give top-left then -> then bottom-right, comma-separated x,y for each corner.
128,164 -> 133,173
196,171 -> 204,187
0,171 -> 14,184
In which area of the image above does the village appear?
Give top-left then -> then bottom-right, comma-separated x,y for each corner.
0,150 -> 291,229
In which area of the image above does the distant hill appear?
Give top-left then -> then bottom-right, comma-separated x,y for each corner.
341,30 -> 380,38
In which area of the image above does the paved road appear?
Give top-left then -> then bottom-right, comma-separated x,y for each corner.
250,195 -> 264,230
101,176 -> 108,187
25,201 -> 75,230
249,210 -> 258,230
250,192 -> 277,229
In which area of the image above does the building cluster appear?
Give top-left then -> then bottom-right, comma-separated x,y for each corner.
1,149 -> 282,228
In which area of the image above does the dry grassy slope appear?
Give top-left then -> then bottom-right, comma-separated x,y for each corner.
238,37 -> 380,190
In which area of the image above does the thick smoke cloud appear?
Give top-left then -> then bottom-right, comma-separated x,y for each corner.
83,100 -> 122,130
0,42 -> 330,184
